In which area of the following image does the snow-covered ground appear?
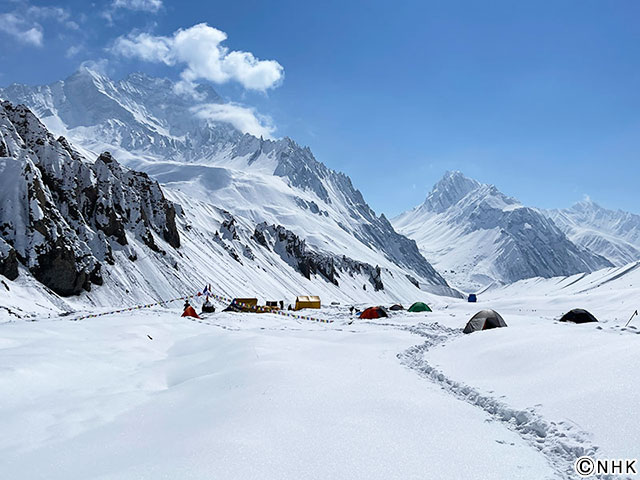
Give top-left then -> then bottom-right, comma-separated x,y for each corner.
1,263 -> 638,479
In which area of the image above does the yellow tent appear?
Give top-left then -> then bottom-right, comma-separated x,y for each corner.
295,295 -> 321,310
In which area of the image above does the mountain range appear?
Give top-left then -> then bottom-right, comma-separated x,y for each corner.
547,200 -> 640,267
0,69 -> 457,307
393,171 -> 614,291
1,68 -> 638,300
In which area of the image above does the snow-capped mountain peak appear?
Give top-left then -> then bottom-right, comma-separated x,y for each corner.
393,171 -> 612,291
421,171 -> 482,213
547,199 -> 640,266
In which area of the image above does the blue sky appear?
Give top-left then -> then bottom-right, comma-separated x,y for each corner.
1,0 -> 639,216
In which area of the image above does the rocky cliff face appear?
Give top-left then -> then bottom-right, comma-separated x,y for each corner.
0,101 -> 180,295
253,222 -> 385,291
0,238 -> 19,280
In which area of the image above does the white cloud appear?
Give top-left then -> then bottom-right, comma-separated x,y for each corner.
113,32 -> 171,63
0,13 -> 43,46
111,23 -> 284,92
27,5 -> 79,30
79,59 -> 111,76
173,80 -> 207,101
0,3 -> 79,47
112,0 -> 163,12
22,26 -> 43,46
65,45 -> 82,58
191,103 -> 276,139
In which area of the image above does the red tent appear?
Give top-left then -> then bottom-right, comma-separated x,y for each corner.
182,306 -> 201,319
359,306 -> 388,319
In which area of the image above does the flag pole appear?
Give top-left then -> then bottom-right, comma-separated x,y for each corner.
625,310 -> 638,328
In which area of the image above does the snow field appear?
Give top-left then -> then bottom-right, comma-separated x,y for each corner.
0,308 -> 558,480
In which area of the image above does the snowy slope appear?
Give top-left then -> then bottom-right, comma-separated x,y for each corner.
480,260 -> 640,307
0,309 -> 559,480
0,101 -> 459,323
422,262 -> 640,462
392,171 -> 612,292
547,199 -> 640,266
0,68 -> 448,294
1,262 -> 638,479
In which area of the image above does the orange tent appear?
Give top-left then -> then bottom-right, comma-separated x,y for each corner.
182,306 -> 201,319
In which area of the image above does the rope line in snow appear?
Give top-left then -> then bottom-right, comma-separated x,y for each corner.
72,290 -> 332,324
72,293 -> 202,321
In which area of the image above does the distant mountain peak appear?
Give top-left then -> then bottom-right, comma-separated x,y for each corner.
572,197 -> 600,210
64,66 -> 113,90
547,199 -> 640,266
71,64 -> 106,79
394,171 -> 612,291
422,171 -> 481,213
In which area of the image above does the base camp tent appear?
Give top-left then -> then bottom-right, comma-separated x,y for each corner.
201,302 -> 215,314
201,295 -> 215,314
182,306 -> 201,319
359,306 -> 388,319
468,294 -> 477,303
560,309 -> 598,324
408,302 -> 432,312
389,304 -> 404,311
224,298 -> 258,312
295,296 -> 321,310
463,309 -> 507,334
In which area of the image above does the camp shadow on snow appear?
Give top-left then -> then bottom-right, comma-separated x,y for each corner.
463,310 -> 507,334
559,308 -> 599,324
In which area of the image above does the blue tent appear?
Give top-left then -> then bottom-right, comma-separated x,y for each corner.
468,294 -> 477,303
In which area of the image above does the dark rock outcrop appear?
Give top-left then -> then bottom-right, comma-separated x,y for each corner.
0,101 -> 181,295
253,222 -> 385,291
0,239 -> 19,280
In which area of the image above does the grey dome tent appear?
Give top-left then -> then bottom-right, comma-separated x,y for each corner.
559,309 -> 598,324
389,304 -> 404,311
463,309 -> 507,334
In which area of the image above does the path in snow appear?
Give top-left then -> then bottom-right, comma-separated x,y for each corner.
395,322 -> 599,480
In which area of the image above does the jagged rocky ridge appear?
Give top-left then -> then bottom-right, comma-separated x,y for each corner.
0,68 -> 449,290
252,222 -> 384,291
196,208 -> 387,291
0,101 -> 180,295
393,171 -> 613,291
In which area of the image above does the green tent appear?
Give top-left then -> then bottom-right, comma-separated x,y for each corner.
408,302 -> 432,312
